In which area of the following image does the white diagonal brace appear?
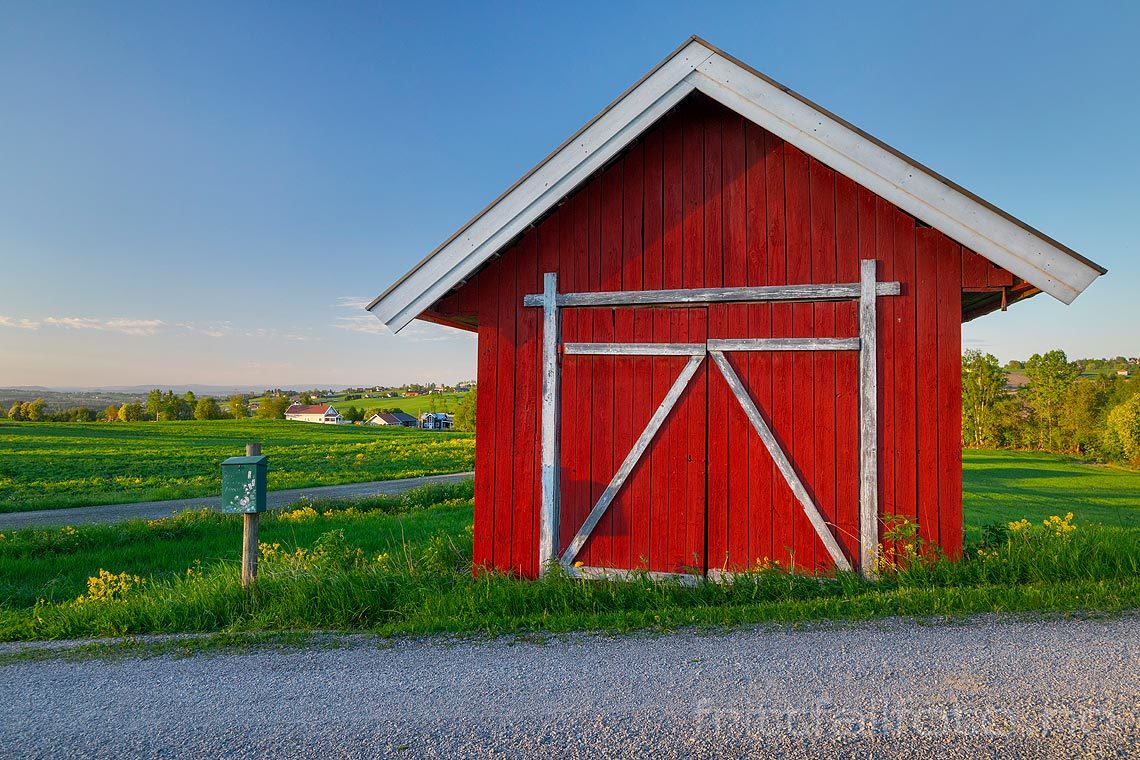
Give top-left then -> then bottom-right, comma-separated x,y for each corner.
709,350 -> 852,572
560,352 -> 705,568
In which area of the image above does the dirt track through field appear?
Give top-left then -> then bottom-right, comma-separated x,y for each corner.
1,614 -> 1136,758
0,472 -> 474,530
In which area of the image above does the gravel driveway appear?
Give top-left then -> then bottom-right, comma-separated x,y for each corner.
1,614 -> 1136,758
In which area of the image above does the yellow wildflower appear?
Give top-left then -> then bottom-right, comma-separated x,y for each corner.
1043,513 -> 1076,537
74,569 -> 143,605
279,506 -> 318,523
1007,519 -> 1032,533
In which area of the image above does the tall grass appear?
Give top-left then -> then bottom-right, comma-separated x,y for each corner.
2,483 -> 1137,641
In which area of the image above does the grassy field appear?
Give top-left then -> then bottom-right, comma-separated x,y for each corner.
321,392 -> 469,416
0,450 -> 1136,642
0,419 -> 474,513
963,449 -> 1140,531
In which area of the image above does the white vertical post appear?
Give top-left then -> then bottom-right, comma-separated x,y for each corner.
538,273 -> 561,574
858,259 -> 879,577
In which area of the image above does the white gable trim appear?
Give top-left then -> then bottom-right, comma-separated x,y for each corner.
369,38 -> 1103,332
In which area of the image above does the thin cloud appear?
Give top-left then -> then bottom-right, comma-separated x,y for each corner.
334,296 -> 373,310
335,315 -> 388,334
0,316 -> 41,330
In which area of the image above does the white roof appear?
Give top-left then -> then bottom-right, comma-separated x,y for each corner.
369,37 -> 1105,333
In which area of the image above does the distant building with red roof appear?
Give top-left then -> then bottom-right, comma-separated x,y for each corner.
284,403 -> 346,425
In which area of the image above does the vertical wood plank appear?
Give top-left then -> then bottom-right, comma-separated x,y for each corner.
593,162 -> 622,568
915,227 -> 940,546
513,231 -> 540,576
766,131 -> 793,568
473,272 -> 498,572
493,246 -> 518,572
643,126 -> 667,572
874,199 -> 896,558
784,142 -> 815,571
961,247 -> 990,289
744,120 -> 771,567
558,194 -> 580,557
662,115 -> 685,572
705,105 -> 729,574
893,210 -> 919,542
834,174 -> 860,562
623,143 -> 647,571
810,158 -> 839,571
681,101 -> 705,572
722,110 -> 748,571
937,236 -> 964,557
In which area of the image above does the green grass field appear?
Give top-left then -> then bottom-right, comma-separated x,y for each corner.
321,392 -> 469,416
0,450 -> 1136,642
963,449 -> 1140,531
0,419 -> 474,513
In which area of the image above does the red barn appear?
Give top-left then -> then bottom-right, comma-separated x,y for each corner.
368,38 -> 1105,580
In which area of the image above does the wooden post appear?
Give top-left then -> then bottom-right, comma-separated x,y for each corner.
538,273 -> 561,575
858,260 -> 879,578
242,442 -> 261,588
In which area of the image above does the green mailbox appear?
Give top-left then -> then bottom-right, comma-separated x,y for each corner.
220,455 -> 268,513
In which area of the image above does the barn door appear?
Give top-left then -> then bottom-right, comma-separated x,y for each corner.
556,307 -> 708,581
527,261 -> 894,580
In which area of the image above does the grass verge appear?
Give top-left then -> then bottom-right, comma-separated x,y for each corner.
1,478 -> 1137,642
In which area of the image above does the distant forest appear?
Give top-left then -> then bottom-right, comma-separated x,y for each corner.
963,351 -> 1139,465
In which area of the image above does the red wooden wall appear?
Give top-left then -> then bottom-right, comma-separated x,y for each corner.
435,94 -> 1014,578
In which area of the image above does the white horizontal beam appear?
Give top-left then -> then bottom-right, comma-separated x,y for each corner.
563,342 -> 706,356
565,565 -> 703,586
523,282 -> 900,309
707,337 -> 860,352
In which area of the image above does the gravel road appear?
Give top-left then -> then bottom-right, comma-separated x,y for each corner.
0,472 -> 474,530
1,614 -> 1136,758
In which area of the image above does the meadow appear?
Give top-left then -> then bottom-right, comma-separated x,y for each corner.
0,450 -> 1136,641
0,419 -> 474,513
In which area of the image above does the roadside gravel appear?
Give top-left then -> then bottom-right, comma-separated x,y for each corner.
1,613 -> 1136,758
0,472 -> 474,530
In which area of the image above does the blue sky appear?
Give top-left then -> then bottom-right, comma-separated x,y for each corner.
1,1 -> 1135,388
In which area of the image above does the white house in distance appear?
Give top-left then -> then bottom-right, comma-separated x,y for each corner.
284,403 -> 346,424
420,412 -> 454,431
365,411 -> 418,427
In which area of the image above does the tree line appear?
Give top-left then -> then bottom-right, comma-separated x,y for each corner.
1,390 -> 290,423
963,350 -> 1140,464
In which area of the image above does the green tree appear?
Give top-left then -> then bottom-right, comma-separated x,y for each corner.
74,406 -> 95,422
298,393 -> 314,406
257,395 -> 290,419
1105,394 -> 1140,464
1059,380 -> 1108,455
22,399 -> 47,421
228,395 -> 249,419
8,401 -> 24,421
961,351 -> 1005,447
453,389 -> 476,432
1023,350 -> 1078,450
117,402 -> 144,422
146,389 -> 163,418
194,397 -> 222,420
